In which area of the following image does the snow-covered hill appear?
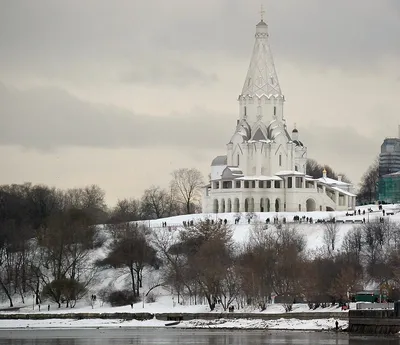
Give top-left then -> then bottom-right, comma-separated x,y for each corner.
138,203 -> 400,251
1,203 -> 399,317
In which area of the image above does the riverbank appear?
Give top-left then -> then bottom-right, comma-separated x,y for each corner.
0,300 -> 350,331
0,317 -> 348,331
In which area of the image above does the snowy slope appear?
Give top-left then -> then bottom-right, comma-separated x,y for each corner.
1,204 -> 399,317
139,203 -> 400,251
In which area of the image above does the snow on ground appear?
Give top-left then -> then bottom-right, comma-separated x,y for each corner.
0,318 -> 348,331
177,318 -> 348,331
8,295 -> 212,315
0,204 -> 396,331
0,318 -> 166,329
142,203 -> 400,251
55,204 -> 398,316
7,298 -> 352,316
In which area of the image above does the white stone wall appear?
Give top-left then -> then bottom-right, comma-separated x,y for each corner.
211,165 -> 227,180
239,96 -> 284,128
203,182 -> 353,213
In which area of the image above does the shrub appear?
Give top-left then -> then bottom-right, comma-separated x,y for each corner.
106,290 -> 140,307
283,303 -> 293,312
42,278 -> 87,308
145,292 -> 157,303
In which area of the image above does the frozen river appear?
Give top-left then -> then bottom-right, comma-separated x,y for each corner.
0,328 -> 399,344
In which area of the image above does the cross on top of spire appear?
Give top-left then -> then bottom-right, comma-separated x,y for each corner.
260,4 -> 265,21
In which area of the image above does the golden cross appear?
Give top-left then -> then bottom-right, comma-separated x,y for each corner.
260,4 -> 265,21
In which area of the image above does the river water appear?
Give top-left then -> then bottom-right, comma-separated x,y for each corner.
0,328 -> 400,345
0,329 -> 399,345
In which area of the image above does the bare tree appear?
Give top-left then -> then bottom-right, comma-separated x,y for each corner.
152,228 -> 187,303
39,208 -> 98,307
170,168 -> 204,214
175,219 -> 234,310
270,226 -> 306,297
238,223 -> 306,310
110,198 -> 141,223
141,186 -> 171,219
64,185 -> 107,223
97,223 -> 158,297
323,221 -> 339,255
341,226 -> 363,264
306,159 -> 351,182
358,157 -> 379,204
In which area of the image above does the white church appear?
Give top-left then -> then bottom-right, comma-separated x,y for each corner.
202,16 -> 356,214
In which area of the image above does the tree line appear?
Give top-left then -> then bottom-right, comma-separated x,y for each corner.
0,168 -> 204,307
2,180 -> 400,311
0,160 -> 392,310
150,218 -> 400,311
308,156 -> 381,206
306,158 -> 351,182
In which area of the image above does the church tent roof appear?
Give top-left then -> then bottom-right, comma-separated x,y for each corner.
241,19 -> 283,98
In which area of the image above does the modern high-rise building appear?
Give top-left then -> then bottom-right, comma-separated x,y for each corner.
378,171 -> 400,204
379,127 -> 400,177
378,126 -> 400,203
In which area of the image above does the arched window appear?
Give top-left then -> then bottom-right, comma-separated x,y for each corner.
279,154 -> 282,167
274,106 -> 277,116
244,106 -> 247,117
237,154 -> 240,166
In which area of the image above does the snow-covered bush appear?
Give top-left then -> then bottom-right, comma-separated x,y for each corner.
106,289 -> 140,307
145,292 -> 157,303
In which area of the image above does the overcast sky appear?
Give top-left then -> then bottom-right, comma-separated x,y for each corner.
1,0 -> 399,205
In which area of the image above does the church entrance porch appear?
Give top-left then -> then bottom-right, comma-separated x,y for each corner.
259,198 -> 271,212
245,198 -> 255,212
306,198 -> 316,212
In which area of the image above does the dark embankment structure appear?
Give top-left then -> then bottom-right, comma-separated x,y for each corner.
349,307 -> 400,335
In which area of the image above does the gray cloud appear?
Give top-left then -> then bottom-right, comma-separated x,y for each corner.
0,83 -> 231,150
301,126 -> 381,183
1,0 -> 399,81
120,59 -> 218,87
0,82 -> 386,184
0,0 -> 399,196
